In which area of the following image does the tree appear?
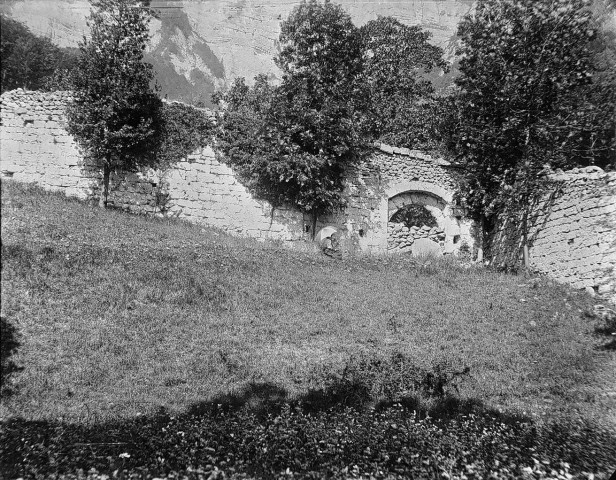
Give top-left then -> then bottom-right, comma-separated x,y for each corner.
216,0 -> 366,226
66,0 -> 163,207
156,102 -> 215,170
0,15 -> 79,92
215,2 -> 452,227
448,0 -> 613,261
357,16 -> 449,150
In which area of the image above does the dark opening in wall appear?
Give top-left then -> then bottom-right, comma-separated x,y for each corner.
453,235 -> 461,244
358,228 -> 365,237
390,204 -> 437,229
305,224 -> 311,233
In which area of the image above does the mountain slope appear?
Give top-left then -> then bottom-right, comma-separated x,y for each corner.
0,0 -> 474,106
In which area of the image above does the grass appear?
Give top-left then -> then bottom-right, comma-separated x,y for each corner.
1,180 -> 616,478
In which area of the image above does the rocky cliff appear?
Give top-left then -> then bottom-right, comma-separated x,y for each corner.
0,0 -> 473,106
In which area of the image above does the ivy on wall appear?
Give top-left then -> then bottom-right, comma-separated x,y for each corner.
156,102 -> 216,169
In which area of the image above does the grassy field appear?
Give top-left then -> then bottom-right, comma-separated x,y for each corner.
1,180 -> 616,478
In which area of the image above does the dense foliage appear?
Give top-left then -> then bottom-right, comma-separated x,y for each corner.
66,0 -> 163,208
156,102 -> 215,169
447,0 -> 615,223
215,1 -> 366,218
390,205 -> 438,229
215,1 -> 448,219
357,17 -> 448,150
0,15 -> 79,93
3,348 -> 615,479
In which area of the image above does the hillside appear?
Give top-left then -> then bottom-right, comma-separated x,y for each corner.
0,0 -> 473,106
2,180 -> 616,478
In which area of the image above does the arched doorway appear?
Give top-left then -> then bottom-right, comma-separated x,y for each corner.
385,181 -> 467,255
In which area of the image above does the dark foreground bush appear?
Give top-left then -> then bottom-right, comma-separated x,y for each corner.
2,353 -> 615,479
2,401 -> 615,480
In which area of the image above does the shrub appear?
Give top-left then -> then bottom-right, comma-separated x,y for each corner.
305,351 -> 471,411
389,204 -> 438,229
0,316 -> 22,395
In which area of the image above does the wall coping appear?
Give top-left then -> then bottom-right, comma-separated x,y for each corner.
547,165 -> 616,182
385,180 -> 455,204
373,142 -> 451,166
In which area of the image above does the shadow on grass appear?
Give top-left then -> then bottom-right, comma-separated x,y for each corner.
0,316 -> 23,397
594,319 -> 616,351
3,379 -> 616,479
598,338 -> 616,351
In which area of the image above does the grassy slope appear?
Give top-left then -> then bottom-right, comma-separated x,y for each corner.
1,180 -> 615,428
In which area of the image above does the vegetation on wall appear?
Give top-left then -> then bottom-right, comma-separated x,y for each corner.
434,0 -> 616,264
156,102 -> 215,169
215,0 -> 366,220
357,16 -> 449,151
0,15 -> 79,93
445,0 -> 615,224
66,0 -> 163,208
214,0 -> 448,221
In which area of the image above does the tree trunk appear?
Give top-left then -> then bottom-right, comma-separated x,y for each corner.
521,196 -> 530,270
311,212 -> 318,240
476,215 -> 485,263
521,126 -> 531,270
99,163 -> 110,208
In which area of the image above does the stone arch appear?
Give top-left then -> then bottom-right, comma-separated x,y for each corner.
385,181 -> 461,254
385,181 -> 454,205
389,191 -> 447,229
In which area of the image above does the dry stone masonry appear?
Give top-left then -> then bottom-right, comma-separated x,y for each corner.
0,89 -> 471,254
388,223 -> 447,253
0,90 -> 94,198
2,89 -> 614,303
491,167 -> 616,304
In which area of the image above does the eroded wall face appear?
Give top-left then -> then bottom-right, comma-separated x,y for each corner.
490,168 -> 616,303
0,89 -> 307,243
10,90 -> 616,304
1,90 -> 468,255
0,90 -> 94,198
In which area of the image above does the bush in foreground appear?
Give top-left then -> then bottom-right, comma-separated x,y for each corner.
3,353 -> 615,480
2,402 -> 615,479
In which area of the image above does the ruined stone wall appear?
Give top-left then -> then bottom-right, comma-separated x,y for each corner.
371,144 -> 459,190
2,89 -> 613,300
315,146 -> 471,255
0,90 -> 95,198
0,90 -> 466,254
0,89 -> 308,243
490,167 -> 616,304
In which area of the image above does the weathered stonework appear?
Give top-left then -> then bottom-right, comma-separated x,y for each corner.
4,89 -> 614,302
387,222 -> 447,253
490,167 -> 616,304
0,89 -> 471,255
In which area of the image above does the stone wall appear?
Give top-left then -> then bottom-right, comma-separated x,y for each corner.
387,223 -> 447,252
0,89 -> 308,243
0,90 -> 95,198
490,167 -> 616,304
1,89 -> 470,255
4,89 -> 614,302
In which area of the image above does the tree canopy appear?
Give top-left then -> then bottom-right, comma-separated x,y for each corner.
448,0 -> 615,222
215,0 -> 448,219
216,0 -> 366,218
0,14 -> 79,93
66,0 -> 163,207
357,16 -> 448,150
